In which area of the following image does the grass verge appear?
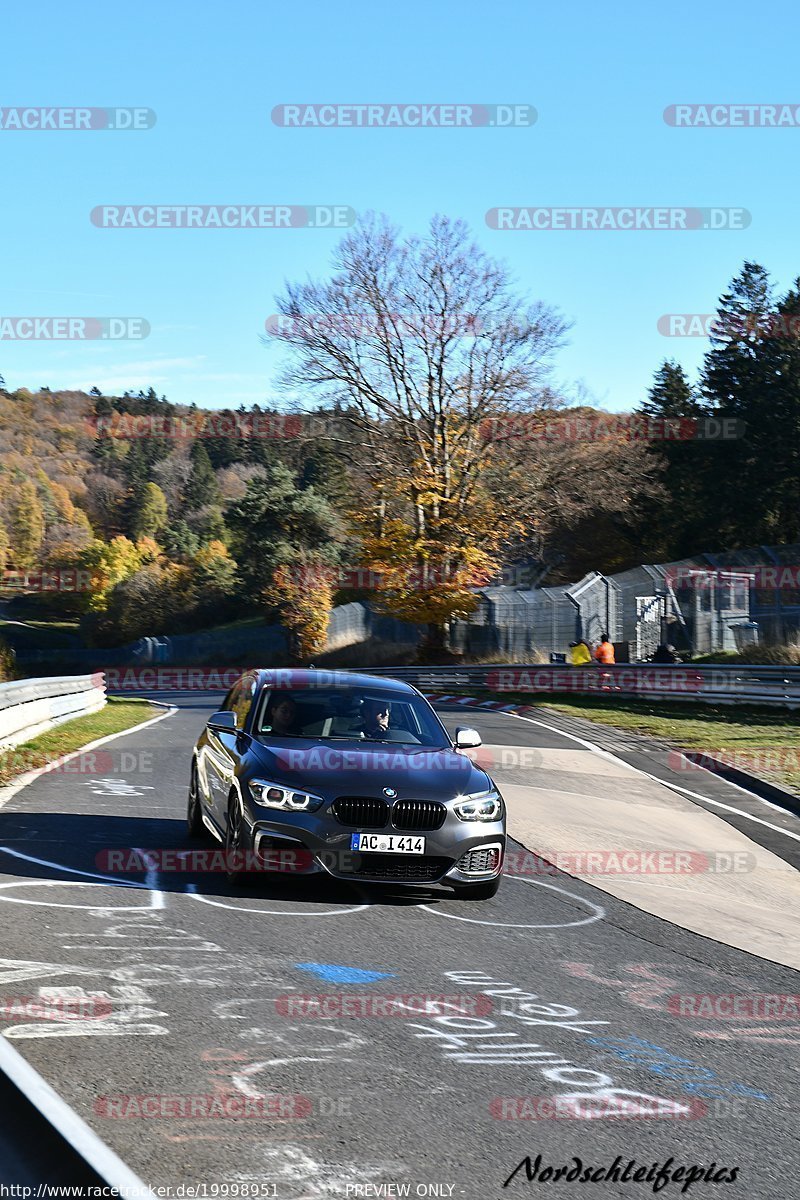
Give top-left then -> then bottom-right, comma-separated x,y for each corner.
473,691 -> 800,795
0,697 -> 161,788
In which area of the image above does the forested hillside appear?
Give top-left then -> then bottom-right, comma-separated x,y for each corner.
2,250 -> 799,660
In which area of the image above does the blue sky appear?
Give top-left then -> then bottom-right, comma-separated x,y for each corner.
2,0 -> 799,413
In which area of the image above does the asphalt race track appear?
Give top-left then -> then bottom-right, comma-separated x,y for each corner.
0,690 -> 798,1198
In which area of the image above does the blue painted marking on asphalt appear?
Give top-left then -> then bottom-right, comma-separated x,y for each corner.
295,962 -> 395,983
583,1035 -> 772,1101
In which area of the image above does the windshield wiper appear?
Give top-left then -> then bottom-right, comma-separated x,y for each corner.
356,737 -> 424,746
257,732 -> 308,739
314,734 -> 367,741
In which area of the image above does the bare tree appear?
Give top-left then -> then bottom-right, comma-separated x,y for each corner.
81,472 -> 126,538
267,214 -> 569,644
151,454 -> 192,515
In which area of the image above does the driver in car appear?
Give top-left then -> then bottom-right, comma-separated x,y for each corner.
359,698 -> 391,739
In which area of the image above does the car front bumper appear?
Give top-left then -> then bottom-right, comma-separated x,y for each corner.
243,802 -> 506,885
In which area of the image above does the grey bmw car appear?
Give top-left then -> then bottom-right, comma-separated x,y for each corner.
189,668 -> 505,898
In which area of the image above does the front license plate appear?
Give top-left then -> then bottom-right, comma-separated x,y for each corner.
350,834 -> 426,854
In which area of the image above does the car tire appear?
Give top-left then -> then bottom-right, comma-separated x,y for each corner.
187,762 -> 205,839
453,877 -> 501,901
225,793 -> 250,886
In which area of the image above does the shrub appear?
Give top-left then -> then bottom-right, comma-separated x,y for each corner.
0,638 -> 16,681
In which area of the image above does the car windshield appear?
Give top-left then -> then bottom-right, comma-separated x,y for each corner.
254,685 -> 449,748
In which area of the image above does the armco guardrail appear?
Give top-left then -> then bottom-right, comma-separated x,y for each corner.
0,674 -> 106,749
361,663 -> 800,709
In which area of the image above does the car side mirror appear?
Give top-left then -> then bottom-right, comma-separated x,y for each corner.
454,727 -> 481,749
208,710 -> 237,732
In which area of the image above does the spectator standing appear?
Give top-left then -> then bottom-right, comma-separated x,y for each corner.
594,634 -> 616,665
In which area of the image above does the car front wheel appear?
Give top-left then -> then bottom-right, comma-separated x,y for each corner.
225,794 -> 250,886
187,762 -> 205,839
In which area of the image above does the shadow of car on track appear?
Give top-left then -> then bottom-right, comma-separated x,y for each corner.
0,811 -> 455,908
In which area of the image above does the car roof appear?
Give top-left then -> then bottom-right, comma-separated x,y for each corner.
253,668 -> 417,696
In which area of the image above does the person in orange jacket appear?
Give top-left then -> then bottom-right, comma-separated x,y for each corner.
594,633 -> 616,665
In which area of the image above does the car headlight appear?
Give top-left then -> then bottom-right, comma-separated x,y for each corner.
249,779 -> 324,812
453,789 -> 503,822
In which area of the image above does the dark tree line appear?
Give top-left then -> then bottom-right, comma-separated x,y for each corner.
626,261 -> 800,564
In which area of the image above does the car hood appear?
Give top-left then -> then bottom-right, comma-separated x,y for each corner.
249,737 -> 493,800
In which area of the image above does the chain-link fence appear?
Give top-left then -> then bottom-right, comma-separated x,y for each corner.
449,549 -> 789,660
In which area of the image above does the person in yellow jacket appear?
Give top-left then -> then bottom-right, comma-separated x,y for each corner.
594,634 -> 616,665
568,639 -> 592,666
